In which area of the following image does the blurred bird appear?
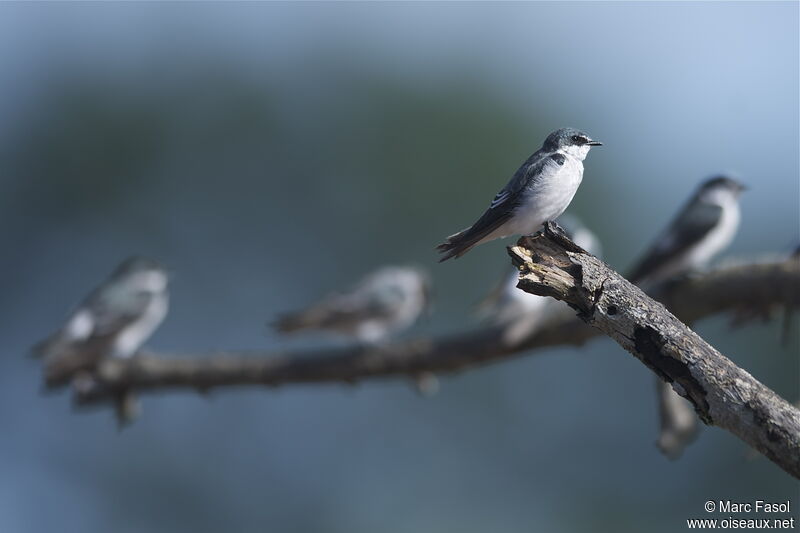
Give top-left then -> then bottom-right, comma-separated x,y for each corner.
33,256 -> 170,362
478,216 -> 602,344
627,175 -> 745,459
437,127 -> 602,261
656,379 -> 700,459
274,266 -> 431,344
627,176 -> 746,286
32,256 -> 169,425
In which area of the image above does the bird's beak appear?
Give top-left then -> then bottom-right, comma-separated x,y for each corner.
738,183 -> 749,192
587,140 -> 603,146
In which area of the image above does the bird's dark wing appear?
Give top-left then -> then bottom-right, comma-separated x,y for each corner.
627,202 -> 723,284
83,288 -> 154,337
437,150 -> 558,261
274,287 -> 397,334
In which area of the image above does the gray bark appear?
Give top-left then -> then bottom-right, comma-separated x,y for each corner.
509,222 -> 800,479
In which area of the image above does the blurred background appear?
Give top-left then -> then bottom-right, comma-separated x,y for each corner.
1,3 -> 798,532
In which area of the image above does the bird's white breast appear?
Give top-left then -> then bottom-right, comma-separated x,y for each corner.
508,155 -> 584,235
64,310 -> 95,341
112,292 -> 169,358
684,194 -> 740,269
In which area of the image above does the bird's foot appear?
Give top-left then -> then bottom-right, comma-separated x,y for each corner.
543,220 -> 569,239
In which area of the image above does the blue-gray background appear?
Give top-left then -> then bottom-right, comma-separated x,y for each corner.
1,3 -> 798,532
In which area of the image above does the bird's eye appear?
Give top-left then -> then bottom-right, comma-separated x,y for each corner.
571,135 -> 587,144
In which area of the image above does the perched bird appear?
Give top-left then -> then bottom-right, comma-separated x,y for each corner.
627,175 -> 746,286
274,266 -> 431,344
33,256 -> 170,364
32,256 -> 169,426
478,216 -> 602,344
437,127 -> 602,261
626,175 -> 745,459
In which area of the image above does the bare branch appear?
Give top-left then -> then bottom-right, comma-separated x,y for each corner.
60,253 -> 797,401
40,232 -> 799,476
509,222 -> 800,479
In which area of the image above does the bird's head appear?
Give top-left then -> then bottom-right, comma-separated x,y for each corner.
372,266 -> 433,315
111,256 -> 169,293
698,175 -> 747,204
543,127 -> 602,160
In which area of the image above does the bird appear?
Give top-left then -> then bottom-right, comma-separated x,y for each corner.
32,256 -> 169,425
274,266 -> 431,344
626,175 -> 745,459
33,256 -> 170,364
436,127 -> 602,262
478,216 -> 602,344
627,175 -> 746,286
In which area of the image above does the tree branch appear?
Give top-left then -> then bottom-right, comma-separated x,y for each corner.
41,232 -> 799,476
58,254 -> 797,399
508,222 -> 800,479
